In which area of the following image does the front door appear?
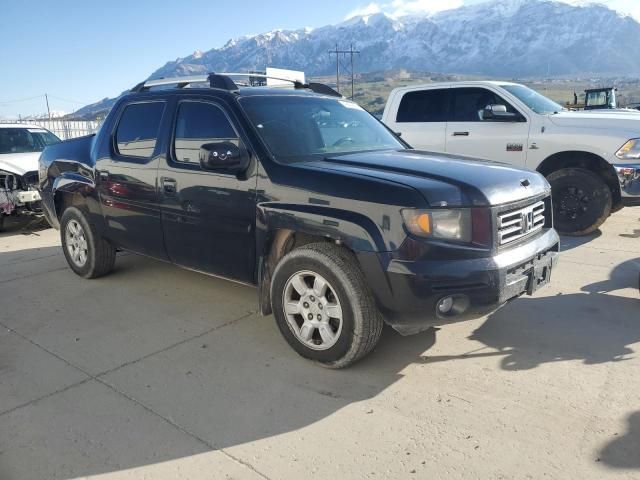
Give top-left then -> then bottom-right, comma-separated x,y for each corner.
445,87 -> 530,167
96,100 -> 167,259
159,98 -> 257,283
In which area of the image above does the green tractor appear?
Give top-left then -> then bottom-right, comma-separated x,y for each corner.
583,87 -> 617,110
567,87 -> 618,110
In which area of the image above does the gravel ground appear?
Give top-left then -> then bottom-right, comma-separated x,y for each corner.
0,209 -> 638,480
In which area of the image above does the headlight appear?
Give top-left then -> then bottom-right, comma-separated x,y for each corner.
401,208 -> 473,242
401,208 -> 492,246
0,170 -> 18,190
615,139 -> 640,160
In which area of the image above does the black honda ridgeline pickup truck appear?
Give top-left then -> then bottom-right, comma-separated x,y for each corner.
39,74 -> 559,368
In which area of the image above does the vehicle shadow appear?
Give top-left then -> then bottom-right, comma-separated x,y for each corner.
599,411 -> 640,469
422,258 -> 640,371
0,241 -> 440,479
0,215 -> 50,238
580,257 -> 640,294
620,228 -> 640,239
1,240 -> 638,479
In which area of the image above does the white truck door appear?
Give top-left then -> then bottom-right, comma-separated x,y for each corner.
445,87 -> 530,167
385,88 -> 449,152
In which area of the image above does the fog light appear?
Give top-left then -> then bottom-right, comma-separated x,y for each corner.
435,294 -> 471,318
437,296 -> 454,314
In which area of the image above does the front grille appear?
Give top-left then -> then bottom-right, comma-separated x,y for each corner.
497,200 -> 545,246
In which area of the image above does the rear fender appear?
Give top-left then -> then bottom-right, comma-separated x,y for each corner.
39,134 -> 97,228
49,172 -> 100,230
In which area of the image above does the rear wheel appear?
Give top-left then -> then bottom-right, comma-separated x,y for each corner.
60,207 -> 116,278
271,243 -> 383,368
547,168 -> 611,236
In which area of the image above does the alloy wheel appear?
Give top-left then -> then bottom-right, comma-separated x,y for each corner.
65,219 -> 88,267
282,270 -> 343,350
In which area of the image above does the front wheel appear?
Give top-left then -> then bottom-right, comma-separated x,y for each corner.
271,243 -> 383,368
60,207 -> 116,278
547,168 -> 612,236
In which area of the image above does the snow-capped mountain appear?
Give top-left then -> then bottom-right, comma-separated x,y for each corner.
150,0 -> 640,78
74,0 -> 640,118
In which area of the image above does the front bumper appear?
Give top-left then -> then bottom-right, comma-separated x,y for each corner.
358,229 -> 560,335
613,163 -> 640,199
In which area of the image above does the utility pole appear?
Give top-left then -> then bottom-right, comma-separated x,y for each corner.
328,44 -> 360,99
44,93 -> 51,119
351,43 -> 355,100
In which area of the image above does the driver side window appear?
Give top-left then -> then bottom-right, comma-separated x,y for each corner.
173,101 -> 240,164
449,87 -> 520,122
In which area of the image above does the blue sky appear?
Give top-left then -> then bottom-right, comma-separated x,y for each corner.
0,0 -> 636,118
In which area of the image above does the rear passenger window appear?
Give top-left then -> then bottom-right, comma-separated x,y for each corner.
396,89 -> 448,123
173,102 -> 238,164
115,102 -> 165,158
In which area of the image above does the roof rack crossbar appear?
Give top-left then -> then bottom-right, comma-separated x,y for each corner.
130,72 -> 342,97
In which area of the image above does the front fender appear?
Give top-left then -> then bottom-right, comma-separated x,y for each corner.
258,203 -> 387,253
255,202 -> 399,316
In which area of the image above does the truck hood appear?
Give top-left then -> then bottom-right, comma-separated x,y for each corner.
0,152 -> 40,176
306,150 -> 549,207
548,110 -> 640,134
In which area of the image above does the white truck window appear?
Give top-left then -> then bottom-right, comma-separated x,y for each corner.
396,89 -> 449,123
450,88 -> 519,122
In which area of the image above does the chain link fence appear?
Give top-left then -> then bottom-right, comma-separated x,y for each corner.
0,119 -> 102,140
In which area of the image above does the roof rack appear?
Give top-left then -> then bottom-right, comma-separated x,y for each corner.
130,73 -> 342,97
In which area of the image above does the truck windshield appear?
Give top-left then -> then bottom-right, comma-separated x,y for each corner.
500,85 -> 564,114
239,95 -> 404,163
0,128 -> 60,154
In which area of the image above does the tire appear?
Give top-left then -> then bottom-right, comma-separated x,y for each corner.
547,168 -> 612,236
0,213 -> 4,232
60,207 -> 116,279
271,242 -> 383,368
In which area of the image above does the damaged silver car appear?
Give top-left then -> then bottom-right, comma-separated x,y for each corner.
0,124 -> 60,230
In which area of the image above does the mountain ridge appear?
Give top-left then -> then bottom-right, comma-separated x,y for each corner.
74,0 -> 640,119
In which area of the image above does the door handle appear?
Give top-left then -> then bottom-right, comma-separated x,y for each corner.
162,177 -> 177,195
452,131 -> 469,137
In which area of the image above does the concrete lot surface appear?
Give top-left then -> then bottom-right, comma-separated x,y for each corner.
0,210 -> 639,480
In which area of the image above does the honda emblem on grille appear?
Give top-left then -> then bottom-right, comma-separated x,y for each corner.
521,211 -> 534,234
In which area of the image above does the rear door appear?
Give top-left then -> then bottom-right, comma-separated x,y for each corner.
95,100 -> 167,258
445,87 -> 530,166
159,97 -> 257,283
387,88 -> 449,151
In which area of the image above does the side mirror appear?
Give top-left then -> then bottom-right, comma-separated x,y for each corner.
199,142 -> 248,172
482,104 -> 519,122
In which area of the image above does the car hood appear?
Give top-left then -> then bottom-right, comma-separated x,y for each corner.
0,152 -> 40,176
548,110 -> 640,133
303,150 -> 549,207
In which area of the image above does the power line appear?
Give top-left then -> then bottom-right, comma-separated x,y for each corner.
0,94 -> 46,105
0,94 -> 91,106
47,94 -> 92,105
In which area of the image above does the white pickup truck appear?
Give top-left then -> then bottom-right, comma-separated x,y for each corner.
382,81 -> 640,235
